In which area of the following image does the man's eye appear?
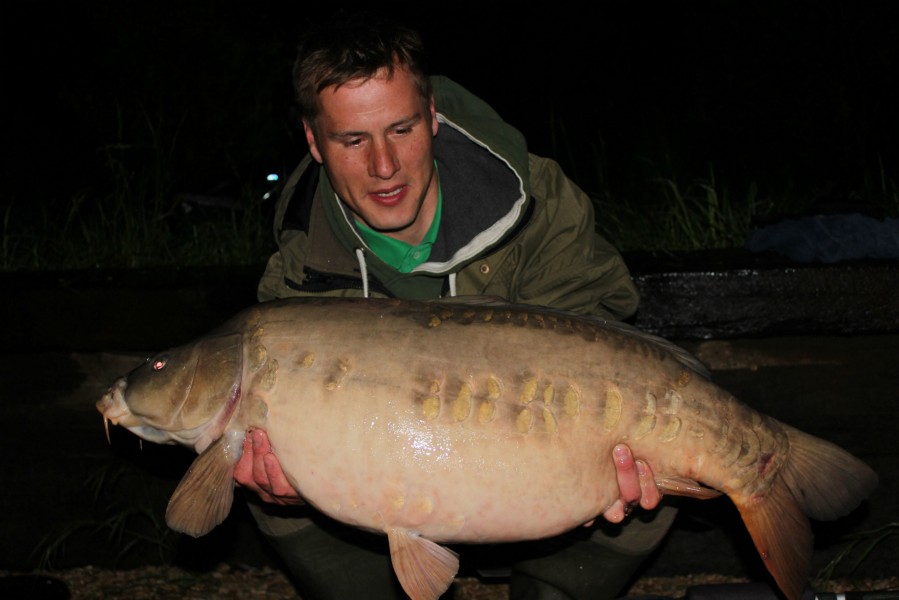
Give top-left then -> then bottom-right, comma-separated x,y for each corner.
393,127 -> 411,136
345,138 -> 363,147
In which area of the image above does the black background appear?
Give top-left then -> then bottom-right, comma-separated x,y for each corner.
3,1 -> 897,215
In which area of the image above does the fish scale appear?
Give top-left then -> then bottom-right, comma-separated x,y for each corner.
96,296 -> 878,600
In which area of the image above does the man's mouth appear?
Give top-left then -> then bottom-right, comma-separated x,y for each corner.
370,186 -> 406,206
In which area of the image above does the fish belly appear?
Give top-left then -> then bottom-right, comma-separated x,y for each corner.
238,298 -> 733,543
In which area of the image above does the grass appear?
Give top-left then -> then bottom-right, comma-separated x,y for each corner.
547,105 -> 898,255
564,143 -> 898,256
2,108 -> 276,272
594,162 -> 898,254
2,116 -> 896,271
594,169 -> 767,253
35,460 -> 179,569
2,193 -> 274,272
7,163 -> 895,272
814,522 -> 899,587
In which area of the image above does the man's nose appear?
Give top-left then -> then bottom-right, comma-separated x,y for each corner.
369,139 -> 399,179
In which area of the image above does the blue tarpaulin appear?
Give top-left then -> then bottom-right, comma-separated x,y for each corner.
745,213 -> 899,263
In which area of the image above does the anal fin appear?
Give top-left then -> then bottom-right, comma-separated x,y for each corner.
387,527 -> 459,600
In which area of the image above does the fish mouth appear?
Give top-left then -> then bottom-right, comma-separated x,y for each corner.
96,377 -> 131,443
96,377 -> 176,445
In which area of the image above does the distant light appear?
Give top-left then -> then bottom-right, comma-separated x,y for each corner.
266,173 -> 279,182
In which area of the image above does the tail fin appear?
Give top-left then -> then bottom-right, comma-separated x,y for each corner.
735,425 -> 878,600
779,424 -> 878,521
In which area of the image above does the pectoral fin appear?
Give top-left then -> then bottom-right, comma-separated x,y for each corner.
386,527 -> 459,600
165,435 -> 236,537
656,475 -> 722,499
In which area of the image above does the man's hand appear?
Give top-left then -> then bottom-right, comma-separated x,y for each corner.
233,428 -> 303,506
601,444 -> 661,523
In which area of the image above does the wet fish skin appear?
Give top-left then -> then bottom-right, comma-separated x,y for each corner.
96,297 -> 878,600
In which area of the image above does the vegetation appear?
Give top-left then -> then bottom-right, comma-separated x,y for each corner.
2,116 -> 277,272
36,459 -> 179,569
814,522 -> 899,586
4,2 -> 897,271
1,184 -> 274,272
3,140 -> 894,272
597,157 -> 899,254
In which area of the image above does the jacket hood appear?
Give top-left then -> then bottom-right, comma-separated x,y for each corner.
321,75 -> 532,286
430,75 -> 531,194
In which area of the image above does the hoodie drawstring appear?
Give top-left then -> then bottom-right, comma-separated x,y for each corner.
354,248 -> 370,298
355,247 -> 458,299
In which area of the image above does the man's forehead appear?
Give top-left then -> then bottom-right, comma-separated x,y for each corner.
313,67 -> 429,128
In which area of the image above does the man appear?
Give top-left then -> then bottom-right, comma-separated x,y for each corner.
234,11 -> 676,600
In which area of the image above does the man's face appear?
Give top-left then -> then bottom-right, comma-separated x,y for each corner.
304,66 -> 439,246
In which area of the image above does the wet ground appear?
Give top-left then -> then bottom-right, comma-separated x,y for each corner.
1,260 -> 897,596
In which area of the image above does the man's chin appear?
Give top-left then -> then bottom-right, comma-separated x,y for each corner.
366,220 -> 416,235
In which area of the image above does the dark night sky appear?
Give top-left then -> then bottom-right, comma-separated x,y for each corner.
3,1 -> 897,212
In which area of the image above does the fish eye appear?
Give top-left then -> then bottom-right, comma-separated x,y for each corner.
152,356 -> 168,371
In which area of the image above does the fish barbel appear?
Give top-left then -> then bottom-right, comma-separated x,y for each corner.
96,297 -> 878,600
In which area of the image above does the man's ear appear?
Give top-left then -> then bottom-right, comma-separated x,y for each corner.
429,96 -> 438,137
303,119 -> 323,163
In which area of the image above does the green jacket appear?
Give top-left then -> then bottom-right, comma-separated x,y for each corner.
257,76 -> 639,320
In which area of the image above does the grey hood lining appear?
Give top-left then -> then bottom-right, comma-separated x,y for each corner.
414,115 -> 527,273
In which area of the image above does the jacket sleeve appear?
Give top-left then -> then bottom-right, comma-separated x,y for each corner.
257,248 -> 290,302
256,156 -> 314,302
256,156 -> 379,302
509,155 -> 639,320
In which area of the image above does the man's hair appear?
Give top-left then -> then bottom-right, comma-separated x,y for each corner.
292,10 -> 432,123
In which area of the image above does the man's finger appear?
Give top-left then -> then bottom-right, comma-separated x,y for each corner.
263,452 -> 298,498
613,444 -> 641,505
250,430 -> 272,489
602,499 -> 626,523
637,460 -> 662,509
232,433 -> 255,487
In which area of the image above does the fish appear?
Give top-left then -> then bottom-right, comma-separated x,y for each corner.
96,296 -> 878,600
